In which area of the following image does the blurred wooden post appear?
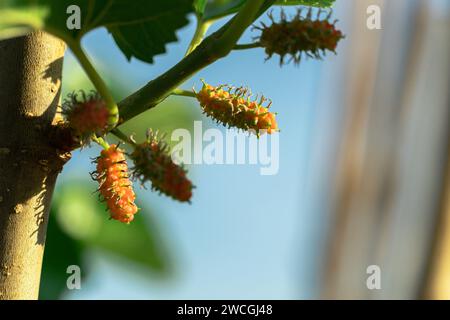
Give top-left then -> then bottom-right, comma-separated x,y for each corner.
320,0 -> 450,299
425,146 -> 450,299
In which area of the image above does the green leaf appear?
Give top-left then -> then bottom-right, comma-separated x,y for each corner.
107,11 -> 190,64
0,0 -> 194,63
54,183 -> 171,274
39,210 -> 85,300
105,0 -> 194,63
204,0 -> 335,20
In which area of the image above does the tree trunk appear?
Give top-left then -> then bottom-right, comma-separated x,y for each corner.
0,31 -> 68,299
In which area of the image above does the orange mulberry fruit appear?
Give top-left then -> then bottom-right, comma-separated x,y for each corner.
195,82 -> 278,135
255,9 -> 345,65
63,91 -> 110,143
93,144 -> 138,223
130,130 -> 193,202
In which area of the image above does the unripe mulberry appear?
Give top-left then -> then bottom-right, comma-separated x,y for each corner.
130,131 -> 193,202
63,91 -> 110,142
195,82 -> 278,135
256,9 -> 345,65
93,144 -> 138,223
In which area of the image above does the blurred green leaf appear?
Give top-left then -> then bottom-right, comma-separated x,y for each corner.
54,185 -> 103,241
54,182 -> 171,274
0,0 -> 193,63
117,97 -> 202,148
62,53 -> 135,102
0,6 -> 48,39
40,179 -> 174,299
91,205 -> 170,273
39,209 -> 85,300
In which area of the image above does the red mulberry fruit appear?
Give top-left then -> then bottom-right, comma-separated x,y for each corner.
93,144 -> 138,223
130,130 -> 193,203
63,91 -> 110,142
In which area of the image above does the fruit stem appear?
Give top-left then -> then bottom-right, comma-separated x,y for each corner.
68,40 -> 119,130
171,89 -> 197,98
92,135 -> 110,149
234,42 -> 261,50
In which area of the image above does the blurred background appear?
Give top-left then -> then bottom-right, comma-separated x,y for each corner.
40,0 -> 450,299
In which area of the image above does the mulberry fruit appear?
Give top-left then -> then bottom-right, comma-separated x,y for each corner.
130,130 -> 193,202
93,144 -> 138,223
256,9 -> 345,65
195,82 -> 278,135
63,91 -> 110,142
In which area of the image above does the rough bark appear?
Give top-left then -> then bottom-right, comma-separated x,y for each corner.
0,31 -> 68,299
